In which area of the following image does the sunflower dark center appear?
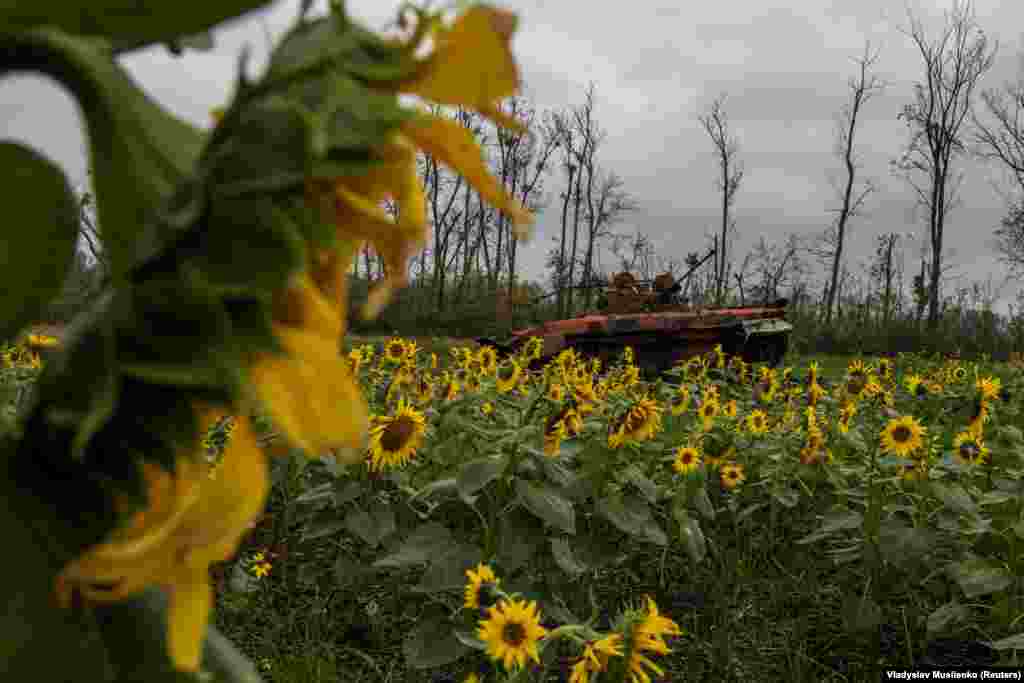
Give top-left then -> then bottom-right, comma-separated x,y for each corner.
381,417 -> 416,452
502,621 -> 527,647
892,426 -> 911,443
959,443 -> 979,458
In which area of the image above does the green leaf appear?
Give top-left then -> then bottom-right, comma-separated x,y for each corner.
795,510 -> 863,545
414,543 -> 483,594
596,494 -> 667,546
402,615 -> 471,669
929,482 -> 978,515
332,553 -> 362,590
0,142 -> 78,342
877,519 -> 934,570
293,482 -> 333,505
266,8 -> 419,85
206,99 -> 311,199
456,453 -> 509,501
677,511 -> 706,565
989,632 -> 1024,651
302,507 -> 347,542
515,480 -> 575,535
769,484 -> 799,509
550,537 -> 587,576
0,448 -> 116,681
113,273 -> 242,393
952,558 -> 1014,599
926,601 -> 970,635
495,509 -> 544,573
0,1 -> 272,54
373,522 -> 453,570
621,464 -> 658,503
841,593 -> 882,632
92,588 -> 181,678
839,427 -> 868,452
692,485 -> 715,520
183,197 -> 306,298
5,30 -> 206,283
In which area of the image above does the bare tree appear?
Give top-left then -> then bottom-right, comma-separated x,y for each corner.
975,61 -> 1024,271
579,170 -> 637,308
699,94 -> 744,306
491,96 -> 559,292
823,43 -> 885,325
893,1 -> 997,329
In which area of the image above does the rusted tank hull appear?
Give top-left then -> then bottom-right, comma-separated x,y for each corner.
482,305 -> 792,373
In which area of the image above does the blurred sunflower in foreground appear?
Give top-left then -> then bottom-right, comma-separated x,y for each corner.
51,2 -> 535,675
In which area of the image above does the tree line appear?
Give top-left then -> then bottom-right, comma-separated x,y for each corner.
41,1 -> 1024,358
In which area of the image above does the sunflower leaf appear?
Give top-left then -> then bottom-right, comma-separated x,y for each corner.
0,1 -> 271,54
373,521 -> 452,570
549,537 -> 587,576
456,453 -> 509,501
0,141 -> 78,343
402,615 -> 470,669
515,480 -> 575,535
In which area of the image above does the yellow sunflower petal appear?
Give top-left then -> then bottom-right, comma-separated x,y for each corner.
396,5 -> 520,111
402,114 -> 533,239
273,272 -> 344,343
165,569 -> 213,672
177,413 -> 268,562
249,328 -> 369,457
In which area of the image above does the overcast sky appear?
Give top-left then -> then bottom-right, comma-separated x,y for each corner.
4,1 -> 1024,314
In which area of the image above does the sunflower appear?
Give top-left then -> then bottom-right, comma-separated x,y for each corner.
721,399 -> 737,418
496,359 -> 522,394
478,598 -> 548,672
521,336 -> 544,362
953,430 -> 989,465
904,373 -> 925,396
26,333 -> 59,350
415,376 -> 435,405
623,596 -> 682,683
951,364 -> 969,382
668,387 -> 691,416
368,400 -> 427,471
621,365 -> 641,387
430,352 -> 439,370
880,414 -> 926,458
570,634 -> 623,683
547,383 -> 565,402
609,396 -> 663,449
697,398 -> 719,431
720,463 -> 745,490
477,346 -> 498,376
847,358 -> 868,376
672,445 -> 701,474
481,401 -> 495,417
56,405 -> 268,673
745,409 -> 769,435
799,444 -> 832,465
383,337 -> 407,364
464,563 -> 500,610
976,375 -> 1002,401
544,406 -> 576,456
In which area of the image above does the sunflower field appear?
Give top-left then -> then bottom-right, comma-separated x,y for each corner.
197,338 -> 1024,682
